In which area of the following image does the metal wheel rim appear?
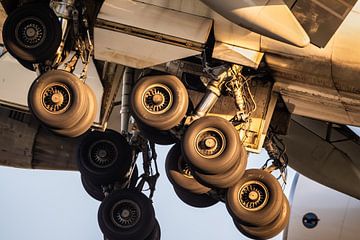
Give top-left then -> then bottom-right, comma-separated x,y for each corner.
238,180 -> 269,212
88,140 -> 118,169
194,127 -> 226,159
15,16 -> 46,49
41,82 -> 71,114
142,83 -> 173,115
111,199 -> 141,229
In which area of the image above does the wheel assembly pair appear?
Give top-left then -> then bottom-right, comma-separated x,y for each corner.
182,116 -> 247,189
77,129 -> 132,185
98,189 -> 160,240
2,3 -> 62,64
165,144 -> 218,208
130,75 -> 188,144
226,169 -> 289,239
28,70 -> 97,137
233,196 -> 290,240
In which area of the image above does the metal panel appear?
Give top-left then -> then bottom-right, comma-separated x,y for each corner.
200,0 -> 309,47
94,28 -> 201,68
273,81 -> 360,126
94,0 -> 213,68
97,0 -> 212,44
212,42 -> 264,69
134,0 -> 262,51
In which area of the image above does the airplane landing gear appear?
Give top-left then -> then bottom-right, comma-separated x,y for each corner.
2,3 -> 62,63
226,169 -> 284,227
131,75 -> 189,130
98,189 -> 156,240
233,197 -> 290,239
77,130 -> 132,184
28,70 -> 97,137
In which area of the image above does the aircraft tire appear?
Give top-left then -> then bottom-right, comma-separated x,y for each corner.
77,129 -> 132,184
193,145 -> 248,189
81,174 -> 105,201
136,120 -> 177,145
2,3 -> 62,63
182,116 -> 241,174
145,219 -> 161,240
226,169 -> 284,227
233,196 -> 290,239
28,70 -> 88,129
173,186 -> 218,208
17,58 -> 35,71
98,189 -> 155,240
165,144 -> 211,195
52,84 -> 97,137
130,75 -> 189,130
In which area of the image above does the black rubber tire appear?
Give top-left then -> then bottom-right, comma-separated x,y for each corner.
18,58 -> 35,71
28,70 -> 88,129
137,120 -> 177,145
226,169 -> 284,227
131,75 -> 189,130
78,129 -> 132,184
98,189 -> 155,240
80,165 -> 138,202
193,145 -> 248,189
52,84 -> 97,137
233,196 -> 290,240
173,186 -> 218,208
145,219 -> 161,240
2,3 -> 62,63
81,174 -> 105,201
182,116 -> 241,174
165,144 -> 210,195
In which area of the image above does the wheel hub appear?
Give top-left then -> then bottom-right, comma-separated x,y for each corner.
194,128 -> 226,159
238,181 -> 269,211
142,84 -> 173,114
111,200 -> 141,229
15,17 -> 46,49
89,140 -> 118,169
42,83 -> 71,114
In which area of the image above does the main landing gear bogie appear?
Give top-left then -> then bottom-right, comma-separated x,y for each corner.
98,189 -> 159,240
2,2 -> 62,64
77,128 -> 160,240
133,67 -> 289,239
28,70 -> 97,137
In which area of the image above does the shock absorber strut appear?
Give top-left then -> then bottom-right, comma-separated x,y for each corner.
50,0 -> 76,65
192,65 -> 229,120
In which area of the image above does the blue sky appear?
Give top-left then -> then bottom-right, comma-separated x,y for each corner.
0,146 -> 295,240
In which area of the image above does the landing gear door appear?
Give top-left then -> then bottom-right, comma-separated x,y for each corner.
94,0 -> 213,69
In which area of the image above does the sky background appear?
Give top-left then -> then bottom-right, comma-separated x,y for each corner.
0,146 -> 295,240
